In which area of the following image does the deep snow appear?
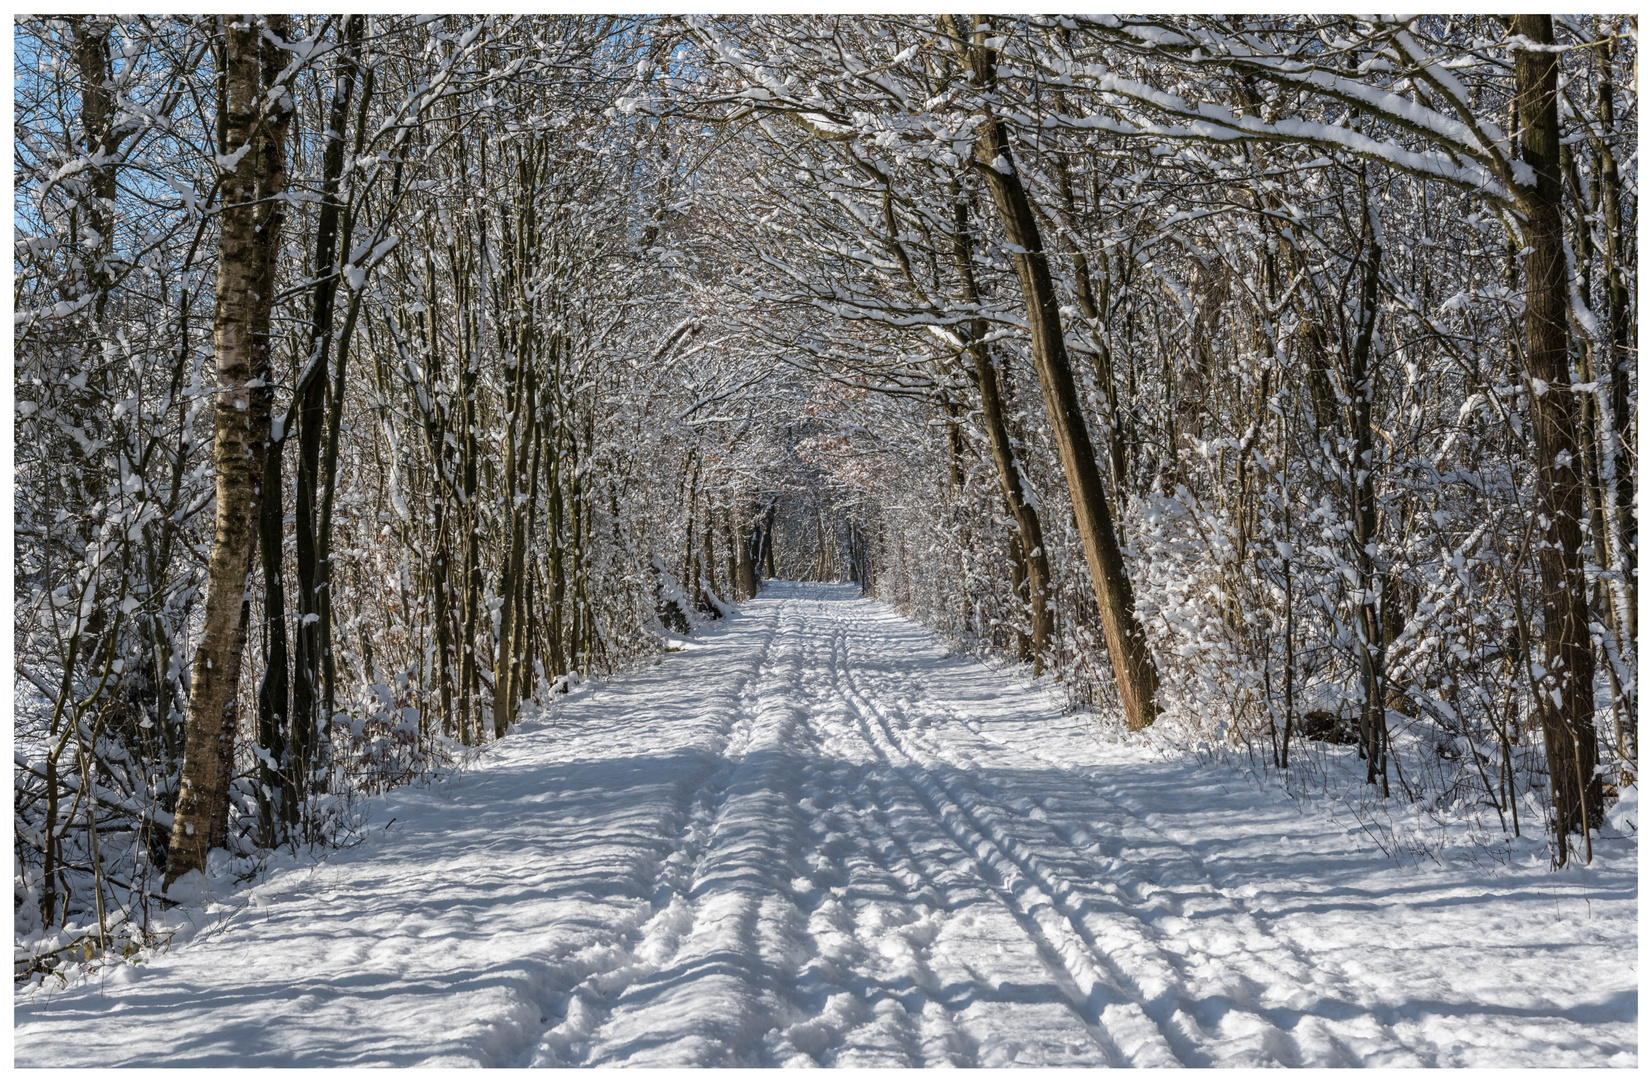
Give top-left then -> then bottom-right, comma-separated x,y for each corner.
13,583 -> 1637,1067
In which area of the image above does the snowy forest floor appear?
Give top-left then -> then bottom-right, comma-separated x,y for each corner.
14,583 -> 1637,1067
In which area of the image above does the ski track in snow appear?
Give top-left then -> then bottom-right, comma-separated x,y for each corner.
14,583 -> 1637,1068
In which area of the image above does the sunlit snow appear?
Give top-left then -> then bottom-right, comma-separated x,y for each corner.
15,584 -> 1636,1067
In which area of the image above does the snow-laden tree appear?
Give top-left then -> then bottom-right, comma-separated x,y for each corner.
637,13 -> 1635,861
13,14 -> 1637,977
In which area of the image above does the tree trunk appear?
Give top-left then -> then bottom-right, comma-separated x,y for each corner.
702,508 -> 720,605
313,56 -> 379,763
430,496 -> 457,738
168,15 -> 292,884
291,12 -> 361,831
571,410 -> 595,670
721,509 -> 741,600
1595,27 -> 1636,650
939,394 -> 966,491
1593,25 -> 1637,786
761,500 -> 778,579
494,322 -> 535,738
547,417 -> 568,676
255,439 -> 291,845
951,20 -> 1160,728
950,187 -> 1053,669
458,351 -> 483,744
1512,15 -> 1602,857
1349,170 -> 1388,795
736,504 -> 760,598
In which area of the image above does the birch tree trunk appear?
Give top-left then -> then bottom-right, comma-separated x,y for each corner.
168,14 -> 292,884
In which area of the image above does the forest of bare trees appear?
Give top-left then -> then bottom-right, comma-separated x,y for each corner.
14,14 -> 1636,977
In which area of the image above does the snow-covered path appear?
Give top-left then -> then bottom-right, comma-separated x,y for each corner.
15,584 -> 1636,1067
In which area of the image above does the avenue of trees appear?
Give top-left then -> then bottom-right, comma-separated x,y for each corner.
14,15 -> 1636,973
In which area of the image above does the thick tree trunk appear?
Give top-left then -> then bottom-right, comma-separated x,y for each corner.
1512,15 -> 1602,858
168,15 -> 292,884
952,22 -> 1160,728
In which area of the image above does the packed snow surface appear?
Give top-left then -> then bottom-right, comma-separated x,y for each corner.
15,584 -> 1636,1067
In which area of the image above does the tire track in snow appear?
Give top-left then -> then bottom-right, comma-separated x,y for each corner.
838,609 -> 1297,1066
518,600 -> 784,1066
747,610 -> 924,1067
761,618 -> 922,1066
764,604 -> 975,1067
825,763 -> 984,1067
842,652 -> 1221,1066
13,584 -> 1629,1069
818,764 -> 981,1067
824,623 -> 1148,1066
834,601 -> 1362,1066
910,680 -> 1436,1066
541,595 -> 817,1066
854,601 -> 1431,1066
